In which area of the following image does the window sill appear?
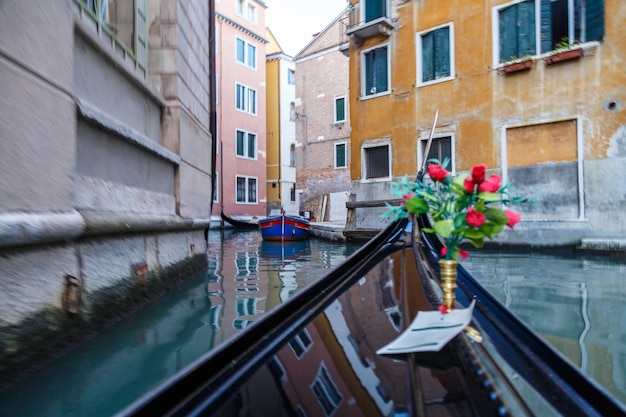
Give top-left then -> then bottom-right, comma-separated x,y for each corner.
359,91 -> 391,101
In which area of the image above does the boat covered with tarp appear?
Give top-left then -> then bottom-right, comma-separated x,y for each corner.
117,214 -> 626,417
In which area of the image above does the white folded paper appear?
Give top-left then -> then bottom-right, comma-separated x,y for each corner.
377,300 -> 476,354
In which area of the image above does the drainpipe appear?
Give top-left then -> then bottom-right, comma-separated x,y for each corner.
209,0 -> 217,218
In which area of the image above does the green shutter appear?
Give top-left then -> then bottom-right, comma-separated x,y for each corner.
365,0 -> 385,22
586,0 -> 604,41
434,27 -> 450,79
540,0 -> 552,52
336,144 -> 346,167
517,1 -> 536,57
335,98 -> 345,121
422,32 -> 434,82
500,1 -> 535,61
499,5 -> 517,62
136,0 -> 148,75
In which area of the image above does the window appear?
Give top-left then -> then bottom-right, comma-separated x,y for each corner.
236,38 -> 256,69
74,0 -> 148,77
362,45 -> 389,97
236,0 -> 256,23
418,24 -> 454,85
495,0 -> 604,63
236,130 -> 257,159
362,0 -> 387,23
334,96 -> 346,123
290,184 -> 296,202
289,329 -> 312,358
363,144 -> 390,180
420,136 -> 453,174
335,143 -> 347,169
236,297 -> 258,316
236,176 -> 257,204
288,69 -> 295,85
236,83 -> 257,115
311,364 -> 342,416
290,144 -> 296,167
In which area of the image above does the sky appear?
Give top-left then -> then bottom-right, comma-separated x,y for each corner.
264,0 -> 348,56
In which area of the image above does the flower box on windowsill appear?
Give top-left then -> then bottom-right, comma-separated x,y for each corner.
545,48 -> 583,65
503,59 -> 534,74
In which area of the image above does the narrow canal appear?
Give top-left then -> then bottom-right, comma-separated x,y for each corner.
0,231 -> 624,416
0,229 -> 363,417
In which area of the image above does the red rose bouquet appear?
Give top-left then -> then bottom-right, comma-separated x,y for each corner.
386,159 -> 529,260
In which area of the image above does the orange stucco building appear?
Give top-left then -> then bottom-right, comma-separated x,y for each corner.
346,0 -> 625,245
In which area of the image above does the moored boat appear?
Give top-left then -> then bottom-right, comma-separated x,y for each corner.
220,211 -> 259,229
258,210 -> 310,241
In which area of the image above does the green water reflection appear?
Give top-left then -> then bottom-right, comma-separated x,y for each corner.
461,250 -> 626,405
0,230 -> 362,417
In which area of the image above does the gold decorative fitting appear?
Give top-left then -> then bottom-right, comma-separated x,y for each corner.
439,259 -> 458,310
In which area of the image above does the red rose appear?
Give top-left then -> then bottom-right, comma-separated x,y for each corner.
428,163 -> 449,181
471,164 -> 487,184
440,246 -> 447,257
505,210 -> 521,228
438,304 -> 449,314
463,177 -> 475,193
459,249 -> 469,259
466,207 -> 486,227
478,175 -> 501,193
402,192 -> 415,201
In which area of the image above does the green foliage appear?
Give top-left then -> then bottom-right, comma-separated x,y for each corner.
385,159 -> 530,260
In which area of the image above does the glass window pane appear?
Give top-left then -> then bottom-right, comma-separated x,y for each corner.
236,130 -> 244,156
247,133 -> 256,158
247,44 -> 256,68
236,38 -> 245,63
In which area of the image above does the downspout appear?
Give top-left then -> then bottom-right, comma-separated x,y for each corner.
209,0 -> 217,218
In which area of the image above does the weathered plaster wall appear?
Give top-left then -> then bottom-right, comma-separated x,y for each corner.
348,0 -> 626,244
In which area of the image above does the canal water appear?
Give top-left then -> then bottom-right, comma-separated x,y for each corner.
460,249 -> 626,406
1,232 -> 625,415
0,229 -> 363,417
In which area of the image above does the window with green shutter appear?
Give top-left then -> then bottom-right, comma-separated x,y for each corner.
335,143 -> 347,168
497,0 -> 604,63
419,25 -> 453,84
334,97 -> 346,122
363,45 -> 389,96
364,0 -> 386,23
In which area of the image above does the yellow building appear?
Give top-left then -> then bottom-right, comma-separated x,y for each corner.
347,0 -> 626,245
266,28 -> 298,214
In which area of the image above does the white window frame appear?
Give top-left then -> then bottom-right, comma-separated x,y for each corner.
235,83 -> 257,115
361,139 -> 392,182
235,37 -> 257,69
213,172 -> 219,203
235,175 -> 258,204
334,142 -> 347,169
360,43 -> 391,99
289,329 -> 313,359
236,129 -> 257,160
334,96 -> 347,123
310,363 -> 342,416
288,68 -> 295,85
491,0 -> 594,66
417,133 -> 456,176
416,22 -> 455,87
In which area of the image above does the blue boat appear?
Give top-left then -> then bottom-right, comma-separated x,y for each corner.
258,210 -> 310,241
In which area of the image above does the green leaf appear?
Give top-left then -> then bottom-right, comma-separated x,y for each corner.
469,237 -> 485,248
484,207 -> 508,225
434,220 -> 454,237
477,192 -> 501,202
405,197 -> 429,214
464,229 -> 485,239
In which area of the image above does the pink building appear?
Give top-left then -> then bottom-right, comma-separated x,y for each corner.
213,0 -> 268,222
